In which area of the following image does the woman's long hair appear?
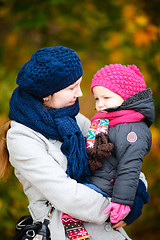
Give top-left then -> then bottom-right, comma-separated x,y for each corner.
0,120 -> 12,180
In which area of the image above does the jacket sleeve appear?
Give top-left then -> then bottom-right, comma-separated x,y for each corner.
7,121 -> 109,224
111,122 -> 152,205
124,179 -> 149,225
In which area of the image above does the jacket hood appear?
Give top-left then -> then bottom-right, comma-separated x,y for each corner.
107,89 -> 155,127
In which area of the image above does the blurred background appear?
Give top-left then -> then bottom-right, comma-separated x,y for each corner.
0,0 -> 160,239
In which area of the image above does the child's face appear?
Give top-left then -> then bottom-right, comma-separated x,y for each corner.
93,86 -> 124,112
43,77 -> 82,109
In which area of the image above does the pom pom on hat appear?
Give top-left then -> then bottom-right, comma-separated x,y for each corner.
91,64 -> 146,99
16,46 -> 83,98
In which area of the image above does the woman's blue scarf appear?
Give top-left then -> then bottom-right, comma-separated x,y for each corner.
9,87 -> 90,183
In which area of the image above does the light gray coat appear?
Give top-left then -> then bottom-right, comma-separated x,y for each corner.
7,113 -> 131,240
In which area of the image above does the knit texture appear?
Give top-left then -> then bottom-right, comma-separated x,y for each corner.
16,46 -> 83,98
91,64 -> 146,99
124,179 -> 149,225
9,88 -> 90,183
86,119 -> 114,171
86,118 -> 109,148
62,214 -> 90,240
91,110 -> 145,128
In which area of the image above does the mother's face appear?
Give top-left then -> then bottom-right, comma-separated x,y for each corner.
43,77 -> 83,109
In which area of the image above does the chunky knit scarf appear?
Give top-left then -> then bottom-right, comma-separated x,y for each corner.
86,110 -> 145,150
91,110 -> 145,127
9,87 -> 90,183
86,118 -> 110,149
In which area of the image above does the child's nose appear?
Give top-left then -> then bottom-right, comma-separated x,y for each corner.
98,99 -> 105,107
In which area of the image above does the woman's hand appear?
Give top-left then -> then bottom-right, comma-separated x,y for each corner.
112,220 -> 127,230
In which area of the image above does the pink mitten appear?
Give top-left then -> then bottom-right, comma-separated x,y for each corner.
104,202 -> 131,223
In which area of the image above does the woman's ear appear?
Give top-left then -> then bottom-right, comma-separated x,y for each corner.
42,95 -> 52,106
43,97 -> 49,102
43,95 -> 53,107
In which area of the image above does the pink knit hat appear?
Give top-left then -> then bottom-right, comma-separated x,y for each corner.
91,64 -> 146,99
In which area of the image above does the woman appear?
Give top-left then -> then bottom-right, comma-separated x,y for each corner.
0,46 -> 131,239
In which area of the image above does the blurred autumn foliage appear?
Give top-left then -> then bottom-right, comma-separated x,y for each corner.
0,0 -> 160,239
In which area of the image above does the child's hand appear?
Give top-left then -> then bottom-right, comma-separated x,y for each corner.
87,159 -> 103,172
104,202 -> 131,223
112,220 -> 127,230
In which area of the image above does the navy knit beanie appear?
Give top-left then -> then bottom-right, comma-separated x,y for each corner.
16,46 -> 83,98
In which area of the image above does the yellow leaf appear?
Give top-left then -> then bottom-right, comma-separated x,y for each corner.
150,126 -> 160,159
107,33 -> 122,48
133,30 -> 150,47
133,24 -> 158,47
147,24 -> 158,41
122,5 -> 136,19
135,15 -> 148,27
151,126 -> 160,143
109,50 -> 124,63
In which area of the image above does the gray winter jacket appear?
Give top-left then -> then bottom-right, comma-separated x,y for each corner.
90,89 -> 155,205
7,113 -> 131,240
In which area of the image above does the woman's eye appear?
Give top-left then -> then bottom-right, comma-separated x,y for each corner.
69,86 -> 75,91
69,84 -> 79,91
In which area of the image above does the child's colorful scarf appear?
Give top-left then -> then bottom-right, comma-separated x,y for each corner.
86,110 -> 145,149
86,118 -> 109,149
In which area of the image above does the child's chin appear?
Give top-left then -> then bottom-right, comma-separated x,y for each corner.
99,110 -> 107,113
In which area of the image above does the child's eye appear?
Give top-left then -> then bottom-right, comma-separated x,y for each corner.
95,98 -> 99,101
105,97 -> 109,99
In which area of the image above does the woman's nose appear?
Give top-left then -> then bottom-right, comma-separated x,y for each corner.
75,87 -> 83,97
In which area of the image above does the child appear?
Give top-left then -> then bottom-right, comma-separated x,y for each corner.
62,64 -> 154,238
62,64 -> 154,239
87,64 -> 154,225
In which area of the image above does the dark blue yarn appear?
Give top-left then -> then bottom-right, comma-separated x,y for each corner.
9,87 -> 90,183
16,46 -> 83,98
124,179 -> 149,225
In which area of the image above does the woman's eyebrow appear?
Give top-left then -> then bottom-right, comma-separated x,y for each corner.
68,78 -> 82,89
69,81 -> 79,88
68,83 -> 77,88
